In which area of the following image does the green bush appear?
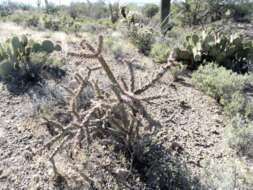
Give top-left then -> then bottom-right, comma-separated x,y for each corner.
172,0 -> 209,26
192,63 -> 253,118
45,3 -> 59,15
0,5 -> 12,17
227,115 -> 253,159
43,16 -> 61,31
68,2 -> 89,19
174,30 -> 253,73
41,15 -> 82,33
128,25 -> 154,55
226,1 -> 253,23
105,36 -> 124,59
25,15 -> 40,27
142,3 -> 159,18
68,1 -> 109,19
150,43 -> 170,63
90,1 -> 110,19
172,0 -> 253,26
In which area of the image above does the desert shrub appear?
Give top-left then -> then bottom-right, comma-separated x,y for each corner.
7,13 -> 26,25
127,11 -> 147,25
68,2 -> 89,19
227,115 -> 253,159
192,63 -> 253,118
142,3 -> 159,18
0,5 -> 12,17
89,0 -> 110,19
43,16 -> 61,31
151,43 -> 170,63
4,2 -> 32,11
41,15 -> 83,33
25,15 -> 40,27
173,0 -> 253,26
0,36 -> 64,93
97,18 -> 115,27
7,13 -> 39,28
174,30 -> 253,73
45,3 -> 59,15
105,36 -> 124,59
128,25 -> 154,55
68,1 -> 109,19
173,0 -> 210,26
170,64 -> 187,81
202,157 -> 253,190
228,1 -> 253,23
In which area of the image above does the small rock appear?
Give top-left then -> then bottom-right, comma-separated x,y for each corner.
0,169 -> 10,180
113,168 -> 130,179
170,142 -> 184,153
10,115 -> 16,120
212,130 -> 220,135
24,151 -> 33,161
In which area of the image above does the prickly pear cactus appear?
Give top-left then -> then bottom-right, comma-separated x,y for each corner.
41,40 -> 54,53
0,35 -> 62,75
174,30 -> 253,73
32,40 -> 61,53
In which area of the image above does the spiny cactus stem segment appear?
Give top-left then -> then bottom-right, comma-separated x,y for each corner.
134,63 -> 172,95
69,36 -> 123,93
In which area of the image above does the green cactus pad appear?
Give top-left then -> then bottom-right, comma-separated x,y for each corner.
11,37 -> 22,50
32,43 -> 42,52
41,40 -> 54,53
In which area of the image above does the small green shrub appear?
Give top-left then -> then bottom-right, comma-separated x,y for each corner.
172,0 -> 253,26
25,15 -> 40,27
227,2 -> 253,23
0,5 -> 12,17
151,43 -> 170,63
174,31 -> 253,73
128,25 -> 154,55
105,37 -> 124,59
170,64 -> 186,81
202,157 -> 253,190
142,3 -> 159,18
227,115 -> 253,159
45,3 -> 59,15
192,63 -> 253,118
9,13 -> 28,25
43,16 -> 61,31
173,0 -> 209,26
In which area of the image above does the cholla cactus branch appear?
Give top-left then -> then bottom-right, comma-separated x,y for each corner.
134,63 -> 171,95
125,60 -> 135,92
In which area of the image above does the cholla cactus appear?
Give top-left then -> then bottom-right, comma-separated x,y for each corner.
36,35 -> 173,187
